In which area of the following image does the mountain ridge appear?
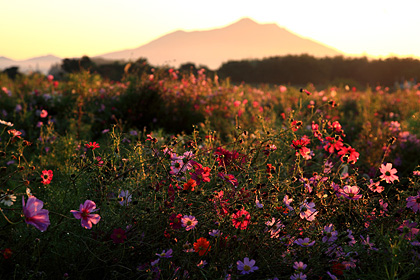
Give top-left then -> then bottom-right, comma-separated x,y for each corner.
1,18 -> 342,73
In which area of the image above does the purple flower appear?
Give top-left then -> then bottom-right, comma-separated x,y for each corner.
70,200 -> 101,229
294,237 -> 315,247
22,196 -> 50,232
156,249 -> 173,258
293,261 -> 307,271
299,200 -> 318,221
118,190 -> 132,206
237,257 -> 258,274
290,272 -> 307,280
406,192 -> 420,213
322,224 -> 338,243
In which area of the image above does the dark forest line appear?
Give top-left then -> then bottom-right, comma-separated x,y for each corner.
217,55 -> 420,89
4,54 -> 419,89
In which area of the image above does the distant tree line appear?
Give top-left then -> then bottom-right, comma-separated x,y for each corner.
42,54 -> 420,89
217,55 -> 420,88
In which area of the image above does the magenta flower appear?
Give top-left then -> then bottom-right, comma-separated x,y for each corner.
406,192 -> 420,213
232,209 -> 251,230
379,163 -> 399,183
22,196 -> 50,232
237,257 -> 258,274
70,200 -> 101,229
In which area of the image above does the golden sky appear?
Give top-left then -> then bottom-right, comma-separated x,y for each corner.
2,0 -> 420,60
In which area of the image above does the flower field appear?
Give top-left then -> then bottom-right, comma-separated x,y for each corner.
1,69 -> 420,279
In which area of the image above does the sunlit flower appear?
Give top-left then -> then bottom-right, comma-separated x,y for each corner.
340,185 -> 362,200
193,237 -> 211,256
41,170 -> 53,185
85,142 -> 100,150
379,163 -> 398,183
40,109 -> 48,118
70,200 -> 101,229
368,179 -> 384,193
22,196 -> 50,232
299,200 -> 318,221
0,193 -> 16,206
181,215 -> 198,231
237,257 -> 258,274
232,209 -> 251,230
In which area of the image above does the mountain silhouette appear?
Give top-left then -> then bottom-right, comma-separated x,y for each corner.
0,55 -> 62,74
96,18 -> 342,69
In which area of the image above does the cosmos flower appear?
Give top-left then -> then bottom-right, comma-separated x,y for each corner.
379,163 -> 399,183
70,200 -> 101,229
237,257 -> 258,274
22,196 -> 50,232
232,209 -> 251,230
181,215 -> 198,231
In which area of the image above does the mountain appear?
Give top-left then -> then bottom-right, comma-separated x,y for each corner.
0,55 -> 62,74
96,18 -> 342,69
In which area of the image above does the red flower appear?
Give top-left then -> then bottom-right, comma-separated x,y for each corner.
193,237 -> 211,256
183,178 -> 197,191
169,213 -> 183,230
232,209 -> 251,230
1,248 -> 12,259
190,162 -> 211,185
85,142 -> 100,150
41,170 -> 53,185
338,146 -> 359,164
110,228 -> 127,244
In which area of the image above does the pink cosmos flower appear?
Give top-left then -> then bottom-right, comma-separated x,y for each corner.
368,179 -> 384,193
70,200 -> 101,229
40,109 -> 48,118
218,172 -> 238,187
232,209 -> 251,230
237,257 -> 258,274
41,170 -> 53,185
406,192 -> 420,213
340,185 -> 362,200
22,196 -> 50,232
379,163 -> 398,183
299,200 -> 318,221
181,215 -> 198,231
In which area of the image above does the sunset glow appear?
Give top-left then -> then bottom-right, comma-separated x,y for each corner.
2,0 -> 420,60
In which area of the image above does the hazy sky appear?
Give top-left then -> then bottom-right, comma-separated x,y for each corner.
2,0 -> 420,60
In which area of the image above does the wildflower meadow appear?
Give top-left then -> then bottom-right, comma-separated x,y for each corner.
1,69 -> 420,279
